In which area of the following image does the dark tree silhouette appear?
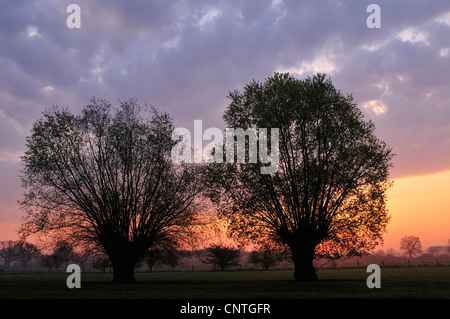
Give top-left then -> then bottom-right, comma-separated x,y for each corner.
53,241 -> 76,266
40,254 -> 61,271
400,235 -> 423,259
15,241 -> 40,270
249,249 -> 284,270
92,254 -> 112,273
202,244 -> 241,271
143,249 -> 164,272
160,249 -> 181,270
19,98 -> 204,283
206,73 -> 393,281
0,241 -> 20,268
39,241 -> 74,271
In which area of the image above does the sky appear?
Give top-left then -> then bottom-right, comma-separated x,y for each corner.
0,0 -> 449,251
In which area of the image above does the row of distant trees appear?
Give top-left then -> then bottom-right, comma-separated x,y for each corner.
0,240 -> 281,272
398,236 -> 450,259
2,236 -> 449,272
0,240 -> 83,271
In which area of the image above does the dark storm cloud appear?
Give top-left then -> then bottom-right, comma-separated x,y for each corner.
1,0 -> 450,232
1,0 -> 450,162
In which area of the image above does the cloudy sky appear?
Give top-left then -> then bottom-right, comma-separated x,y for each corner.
1,0 -> 449,249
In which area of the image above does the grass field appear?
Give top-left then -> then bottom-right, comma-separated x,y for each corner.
0,266 -> 448,299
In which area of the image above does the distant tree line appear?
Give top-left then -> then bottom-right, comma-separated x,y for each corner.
0,240 -> 82,271
1,237 -> 449,272
0,240 -> 290,272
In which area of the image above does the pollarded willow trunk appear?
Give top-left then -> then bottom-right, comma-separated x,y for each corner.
106,243 -> 145,284
111,256 -> 136,284
107,249 -> 137,284
289,241 -> 318,282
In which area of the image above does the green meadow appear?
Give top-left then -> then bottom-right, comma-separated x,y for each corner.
0,266 -> 448,299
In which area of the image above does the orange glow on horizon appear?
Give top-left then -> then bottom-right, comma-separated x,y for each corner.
383,170 -> 450,251
1,171 -> 449,253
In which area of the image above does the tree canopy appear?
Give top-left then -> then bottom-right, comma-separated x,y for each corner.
19,98 -> 204,283
206,73 -> 393,281
202,244 -> 241,271
400,235 -> 423,259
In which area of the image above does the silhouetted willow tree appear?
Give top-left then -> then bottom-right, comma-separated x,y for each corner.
202,244 -> 241,271
19,98 -> 204,283
205,73 -> 393,282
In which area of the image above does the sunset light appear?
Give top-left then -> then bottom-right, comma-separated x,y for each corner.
0,0 -> 449,307
385,170 -> 450,250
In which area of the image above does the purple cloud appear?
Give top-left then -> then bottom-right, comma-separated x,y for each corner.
1,0 -> 450,238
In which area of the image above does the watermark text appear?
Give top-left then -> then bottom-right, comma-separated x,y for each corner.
171,120 -> 279,174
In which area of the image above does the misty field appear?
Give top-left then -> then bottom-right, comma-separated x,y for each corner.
0,266 -> 448,299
